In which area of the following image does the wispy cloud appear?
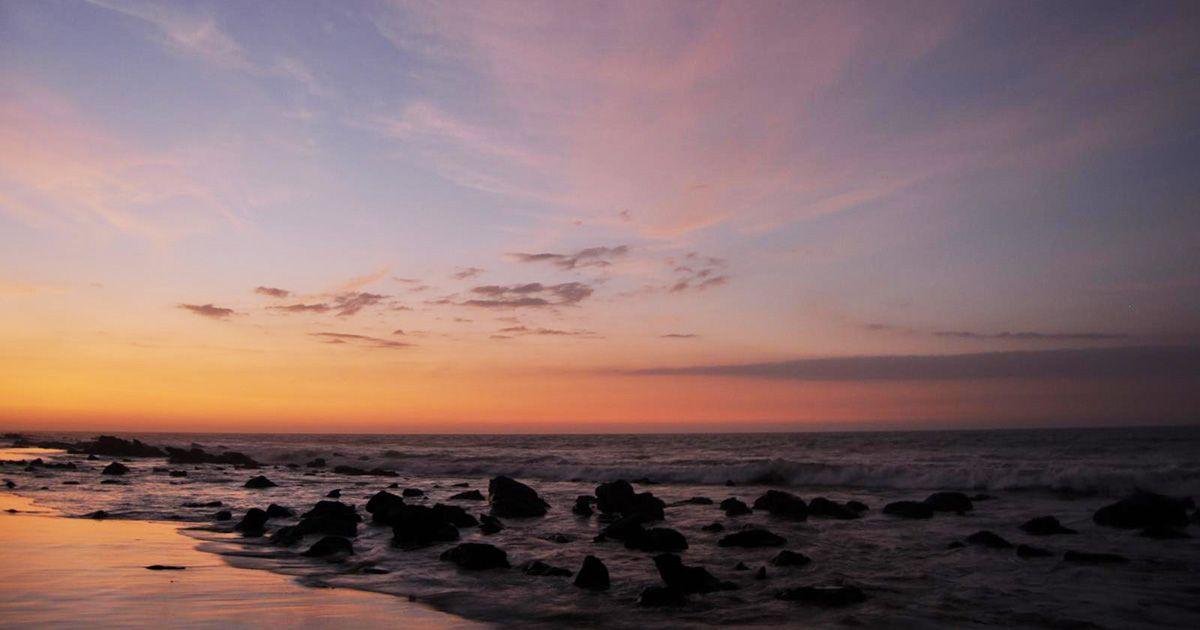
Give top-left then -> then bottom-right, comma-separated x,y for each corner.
310,332 -> 412,349
933,330 -> 1131,341
86,0 -> 250,70
510,245 -> 628,270
452,267 -> 485,280
497,326 -> 600,338
661,333 -> 698,339
269,303 -> 331,314
627,346 -> 1200,381
336,268 -> 389,293
254,286 -> 291,298
462,282 -> 592,308
178,303 -> 236,319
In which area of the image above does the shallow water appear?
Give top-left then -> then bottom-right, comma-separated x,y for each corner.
2,428 -> 1199,628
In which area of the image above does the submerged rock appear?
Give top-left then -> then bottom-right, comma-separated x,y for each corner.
235,508 -> 269,535
965,530 -> 1012,549
166,447 -> 258,468
701,522 -> 725,533
479,514 -> 504,535
572,496 -> 595,516
440,543 -> 510,570
1093,491 -> 1190,530
923,492 -> 973,513
624,527 -> 689,553
523,560 -> 572,577
1063,550 -> 1129,565
653,553 -> 737,593
145,565 -> 186,571
638,585 -> 686,607
302,536 -> 354,558
86,510 -> 109,519
883,501 -> 934,519
326,489 -> 341,498
265,504 -> 293,518
331,465 -> 398,477
753,490 -> 808,520
101,462 -> 129,476
808,497 -> 861,520
720,498 -> 751,517
770,550 -> 812,567
82,436 -> 165,458
431,503 -> 478,527
402,488 -> 424,497
365,490 -> 405,524
488,476 -> 549,518
1020,516 -> 1077,536
1016,544 -> 1054,558
574,555 -> 610,591
718,528 -> 786,548
776,584 -> 867,607
302,501 -> 360,523
450,489 -> 485,501
244,475 -> 276,489
214,510 -> 232,521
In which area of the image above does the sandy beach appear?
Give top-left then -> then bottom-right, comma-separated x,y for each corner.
0,493 -> 481,629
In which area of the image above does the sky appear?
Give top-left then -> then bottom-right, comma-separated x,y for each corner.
1,0 -> 1198,433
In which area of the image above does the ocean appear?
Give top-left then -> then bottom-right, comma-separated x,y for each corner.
2,427 -> 1198,628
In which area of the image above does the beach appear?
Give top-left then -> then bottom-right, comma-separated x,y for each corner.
0,493 -> 480,628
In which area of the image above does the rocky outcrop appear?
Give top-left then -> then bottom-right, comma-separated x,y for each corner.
166,447 -> 258,468
302,536 -> 354,557
594,480 -> 664,520
965,530 -> 1012,549
573,555 -> 610,591
753,490 -> 808,520
653,553 -> 736,594
101,462 -> 129,476
450,490 -> 485,501
439,543 -> 510,570
923,492 -> 973,513
235,508 -> 269,535
390,505 -> 460,549
523,560 -> 572,577
883,501 -> 933,519
1093,491 -> 1191,530
720,498 -> 751,516
488,476 -> 549,518
807,497 -> 861,519
243,475 -> 276,489
624,527 -> 689,553
770,550 -> 811,567
1020,516 -> 1077,535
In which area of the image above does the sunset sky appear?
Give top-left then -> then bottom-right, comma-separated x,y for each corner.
2,0 -> 1198,432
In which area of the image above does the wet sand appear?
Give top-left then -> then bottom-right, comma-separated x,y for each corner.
0,494 -> 482,629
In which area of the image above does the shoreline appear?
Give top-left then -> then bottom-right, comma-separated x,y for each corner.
0,493 -> 483,629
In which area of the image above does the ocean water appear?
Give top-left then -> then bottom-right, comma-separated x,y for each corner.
2,427 -> 1199,628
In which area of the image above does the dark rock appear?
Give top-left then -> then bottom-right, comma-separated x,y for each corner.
947,541 -> 965,549
214,510 -> 232,521
734,561 -> 749,571
450,490 -> 485,501
431,503 -> 478,527
701,522 -> 725,533
81,435 -> 165,458
846,500 -> 869,513
574,555 -> 610,591
653,553 -> 736,593
440,543 -> 510,570
302,536 -> 354,557
305,458 -> 326,468
387,482 -> 399,489
169,470 -> 188,478
100,479 -> 124,485
725,479 -> 736,486
1063,550 -> 1129,565
971,494 -> 996,501
883,501 -> 934,519
923,492 -> 973,513
86,510 -> 109,519
755,566 -> 767,580
488,476 -> 549,517
4,480 -> 14,489
625,527 -> 688,553
166,447 -> 258,468
638,585 -> 686,607
776,584 -> 867,607
680,496 -> 714,505
87,454 -> 98,460
1016,544 -> 1053,558
451,482 -> 470,488
265,504 -> 293,518
479,514 -> 504,535
101,462 -> 129,476
965,530 -> 1012,549
631,477 -> 657,485
331,465 -> 398,477
365,490 -> 405,524
1020,516 -> 1077,536
572,496 -> 594,516
390,505 -> 460,549
720,498 -> 751,516
594,480 -> 664,520
808,497 -> 861,519
301,501 -> 360,522
326,489 -> 341,498
1093,491 -> 1190,530
719,528 -> 786,548
1140,525 -> 1191,539
523,560 -> 572,577
402,488 -> 424,497
244,475 -> 276,489
62,481 -> 80,485
600,512 -> 651,540
145,565 -> 186,570
543,533 -> 573,544
752,490 -> 808,520
292,515 -> 358,539
235,508 -> 269,534
770,550 -> 812,567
